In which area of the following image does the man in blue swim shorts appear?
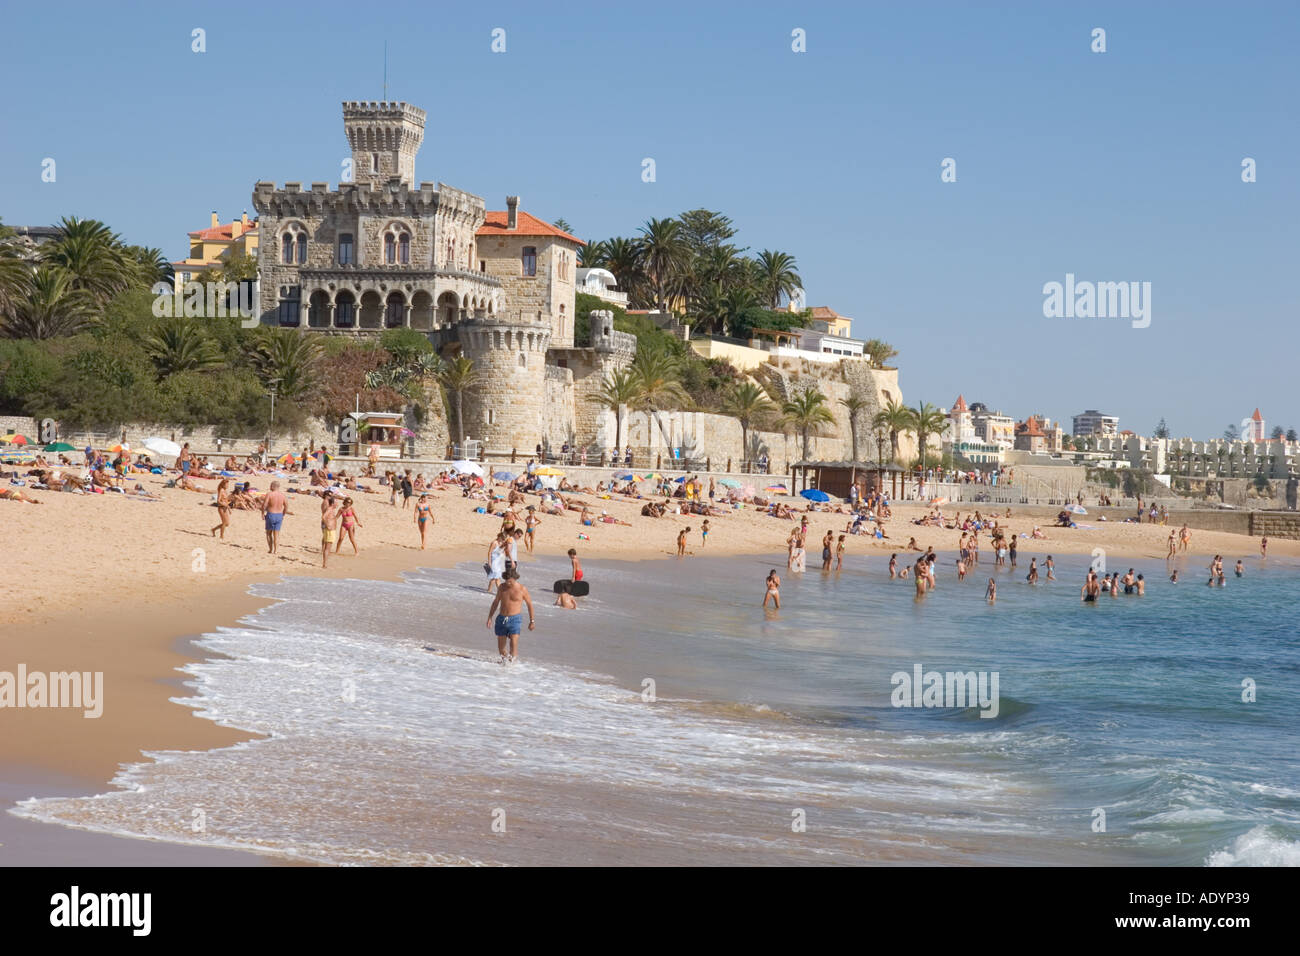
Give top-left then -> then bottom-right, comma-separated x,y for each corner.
260,480 -> 290,554
485,568 -> 535,662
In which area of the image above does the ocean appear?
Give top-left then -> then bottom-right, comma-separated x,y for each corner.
13,547 -> 1300,866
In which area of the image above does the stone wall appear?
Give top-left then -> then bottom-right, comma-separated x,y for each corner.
459,316 -> 552,452
542,365 -> 575,450
1249,511 -> 1300,539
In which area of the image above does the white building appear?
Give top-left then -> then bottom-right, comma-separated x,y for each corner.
1072,409 -> 1119,437
575,267 -> 629,306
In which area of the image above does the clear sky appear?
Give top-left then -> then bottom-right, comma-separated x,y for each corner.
2,1 -> 1295,439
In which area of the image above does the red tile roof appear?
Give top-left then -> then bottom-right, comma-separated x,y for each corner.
1252,407 -> 1263,421
477,211 -> 583,244
189,221 -> 258,240
809,306 -> 847,321
952,394 -> 968,413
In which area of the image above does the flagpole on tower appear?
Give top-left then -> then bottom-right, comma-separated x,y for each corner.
383,40 -> 387,100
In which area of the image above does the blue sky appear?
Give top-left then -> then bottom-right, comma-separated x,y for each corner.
2,1 -> 1295,439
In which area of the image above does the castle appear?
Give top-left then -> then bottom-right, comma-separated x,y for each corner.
252,101 -> 636,453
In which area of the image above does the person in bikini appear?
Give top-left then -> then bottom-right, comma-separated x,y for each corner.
524,507 -> 540,553
763,569 -> 781,609
211,478 -> 232,539
414,493 -> 434,549
335,497 -> 362,554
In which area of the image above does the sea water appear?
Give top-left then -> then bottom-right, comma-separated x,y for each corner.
12,548 -> 1300,865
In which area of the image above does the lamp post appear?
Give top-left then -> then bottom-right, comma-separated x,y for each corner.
267,378 -> 281,451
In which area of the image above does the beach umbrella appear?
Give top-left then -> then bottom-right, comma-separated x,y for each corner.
613,472 -> 634,481
800,489 -> 832,503
533,466 -> 565,476
718,478 -> 742,488
110,443 -> 130,453
144,437 -> 182,457
638,472 -> 661,481
493,471 -> 516,481
277,452 -> 296,465
1065,504 -> 1087,514
0,433 -> 28,445
451,460 -> 485,477
930,496 -> 949,506
764,483 -> 787,493
673,476 -> 687,483
43,442 -> 75,452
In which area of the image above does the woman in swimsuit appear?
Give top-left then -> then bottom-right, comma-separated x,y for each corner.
211,478 -> 232,539
763,569 -> 781,609
336,497 -> 361,554
524,508 -> 540,553
414,493 -> 434,550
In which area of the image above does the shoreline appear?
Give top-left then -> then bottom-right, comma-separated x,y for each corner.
3,479 -> 1294,863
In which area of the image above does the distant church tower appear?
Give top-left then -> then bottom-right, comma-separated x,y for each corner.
342,101 -> 426,186
1250,407 -> 1265,441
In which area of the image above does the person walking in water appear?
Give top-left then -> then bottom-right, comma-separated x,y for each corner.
321,497 -> 340,568
485,567 -> 535,662
763,569 -> 781,609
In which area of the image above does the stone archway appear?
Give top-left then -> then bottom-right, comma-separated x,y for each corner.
334,290 -> 357,328
359,290 -> 383,329
308,290 -> 331,328
385,291 -> 408,328
437,291 -> 459,328
411,290 -> 434,330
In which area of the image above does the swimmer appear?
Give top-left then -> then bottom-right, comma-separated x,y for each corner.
763,569 -> 781,609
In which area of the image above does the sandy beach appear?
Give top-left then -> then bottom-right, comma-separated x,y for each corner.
2,469 -> 1294,862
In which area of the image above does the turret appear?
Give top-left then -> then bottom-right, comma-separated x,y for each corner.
342,100 -> 426,187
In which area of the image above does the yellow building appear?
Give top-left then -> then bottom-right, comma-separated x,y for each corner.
171,211 -> 259,286
806,305 -> 853,338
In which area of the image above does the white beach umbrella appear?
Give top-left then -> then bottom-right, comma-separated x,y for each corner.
450,460 -> 485,477
1065,504 -> 1087,514
143,437 -> 182,458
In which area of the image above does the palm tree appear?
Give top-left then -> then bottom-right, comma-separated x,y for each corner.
125,245 -> 174,287
781,388 -> 835,461
1,267 -> 97,339
241,328 -> 322,400
0,250 -> 33,324
587,367 -> 639,451
143,318 -> 222,377
439,355 -> 479,447
723,381 -> 775,465
693,283 -> 730,336
838,394 -> 871,462
578,239 -> 608,269
862,339 -> 898,368
908,401 -> 950,472
637,218 -> 688,312
872,398 -> 911,462
630,344 -> 689,448
754,250 -> 801,309
41,217 -> 135,305
603,236 -> 645,305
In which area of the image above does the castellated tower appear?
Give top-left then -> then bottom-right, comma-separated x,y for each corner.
459,313 -> 552,452
342,101 -> 426,186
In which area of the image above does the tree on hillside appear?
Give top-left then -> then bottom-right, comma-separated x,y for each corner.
872,398 -> 911,462
723,381 -> 775,464
439,355 -> 479,448
1224,424 -> 1242,441
41,217 -> 137,306
862,339 -> 898,368
630,343 -> 689,448
241,327 -> 322,400
838,393 -> 871,462
1154,418 -> 1171,439
754,250 -> 801,310
0,249 -> 33,325
677,209 -> 738,260
143,318 -> 222,377
781,387 -> 835,461
637,218 -> 688,312
1,267 -> 97,339
603,237 -> 645,304
588,367 -> 639,452
578,240 -> 608,268
1270,425 -> 1284,441
552,218 -> 574,235
1288,428 -> 1298,443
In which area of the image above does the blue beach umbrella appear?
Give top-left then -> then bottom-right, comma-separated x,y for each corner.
717,478 -> 742,488
493,471 -> 516,481
673,476 -> 687,483
800,489 -> 831,503
613,472 -> 634,481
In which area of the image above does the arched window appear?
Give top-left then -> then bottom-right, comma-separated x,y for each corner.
398,233 -> 410,264
522,246 -> 537,276
335,298 -> 355,327
338,233 -> 354,265
296,234 -> 307,264
384,234 -> 395,264
278,287 -> 301,326
281,234 -> 293,264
